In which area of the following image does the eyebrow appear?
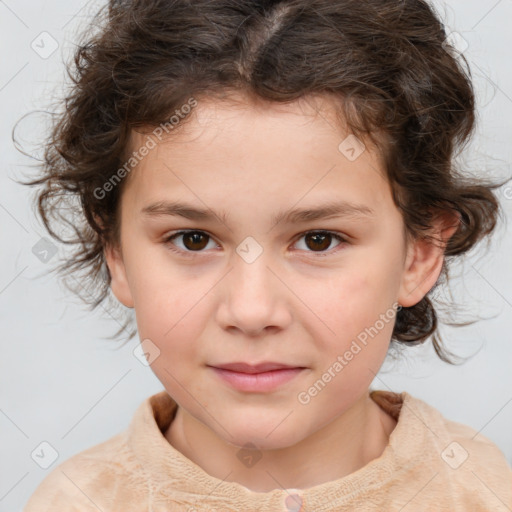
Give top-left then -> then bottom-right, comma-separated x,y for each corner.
141,200 -> 375,225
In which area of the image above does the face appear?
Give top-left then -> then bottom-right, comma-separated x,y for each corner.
105,93 -> 451,450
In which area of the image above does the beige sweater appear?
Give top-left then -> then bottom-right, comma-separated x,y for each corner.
24,389 -> 512,511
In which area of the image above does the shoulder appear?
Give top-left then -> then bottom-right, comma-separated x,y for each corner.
373,390 -> 512,509
433,403 -> 512,490
23,430 -> 146,512
404,391 -> 511,468
23,391 -> 176,512
426,397 -> 512,509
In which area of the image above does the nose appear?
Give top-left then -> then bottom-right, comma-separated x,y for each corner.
214,249 -> 293,337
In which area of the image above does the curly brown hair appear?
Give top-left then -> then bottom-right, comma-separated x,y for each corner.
21,0 -> 510,363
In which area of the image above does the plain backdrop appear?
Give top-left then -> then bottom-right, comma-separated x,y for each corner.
1,1 -> 511,510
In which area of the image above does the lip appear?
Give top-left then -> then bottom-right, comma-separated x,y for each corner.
208,362 -> 307,392
210,362 -> 302,373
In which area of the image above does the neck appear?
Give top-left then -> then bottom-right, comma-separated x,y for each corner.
164,391 -> 397,492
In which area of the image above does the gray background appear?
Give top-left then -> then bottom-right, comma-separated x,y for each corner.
1,0 -> 511,510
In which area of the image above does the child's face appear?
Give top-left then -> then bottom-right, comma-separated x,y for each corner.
106,93 -> 445,450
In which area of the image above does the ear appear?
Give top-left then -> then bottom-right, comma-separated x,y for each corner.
398,210 -> 460,308
104,242 -> 135,308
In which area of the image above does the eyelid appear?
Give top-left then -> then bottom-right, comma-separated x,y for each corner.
291,230 -> 348,257
162,229 -> 220,256
162,229 -> 348,256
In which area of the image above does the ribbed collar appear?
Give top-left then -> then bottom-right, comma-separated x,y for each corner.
127,389 -> 435,511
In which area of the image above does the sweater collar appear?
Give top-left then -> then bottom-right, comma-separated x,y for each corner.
127,389 -> 428,511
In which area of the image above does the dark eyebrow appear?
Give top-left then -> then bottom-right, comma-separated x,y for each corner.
272,201 -> 375,225
141,201 -> 230,224
141,200 -> 375,225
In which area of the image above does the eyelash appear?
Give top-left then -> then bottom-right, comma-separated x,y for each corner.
162,230 -> 348,258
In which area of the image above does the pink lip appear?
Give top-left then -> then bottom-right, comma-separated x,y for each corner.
211,361 -> 301,373
208,362 -> 306,392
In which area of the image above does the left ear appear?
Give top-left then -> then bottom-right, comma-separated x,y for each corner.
398,210 -> 460,308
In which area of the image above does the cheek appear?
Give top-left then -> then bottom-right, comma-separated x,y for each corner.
124,245 -> 207,333
129,270 -> 211,373
297,271 -> 397,414
137,299 -> 206,394
303,265 -> 396,333
296,259 -> 399,373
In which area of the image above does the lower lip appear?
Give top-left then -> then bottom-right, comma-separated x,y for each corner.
210,367 -> 305,392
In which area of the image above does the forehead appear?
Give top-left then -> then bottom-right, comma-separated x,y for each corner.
122,93 -> 393,219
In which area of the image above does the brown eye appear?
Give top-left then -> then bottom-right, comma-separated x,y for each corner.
182,232 -> 209,250
295,231 -> 346,254
164,230 -> 216,253
305,232 -> 332,251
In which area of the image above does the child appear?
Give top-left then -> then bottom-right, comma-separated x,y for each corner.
23,0 -> 512,510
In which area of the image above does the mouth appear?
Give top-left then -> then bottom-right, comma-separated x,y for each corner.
207,362 -> 307,392
209,361 -> 306,373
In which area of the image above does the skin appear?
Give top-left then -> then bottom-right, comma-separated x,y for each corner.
104,92 -> 458,492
